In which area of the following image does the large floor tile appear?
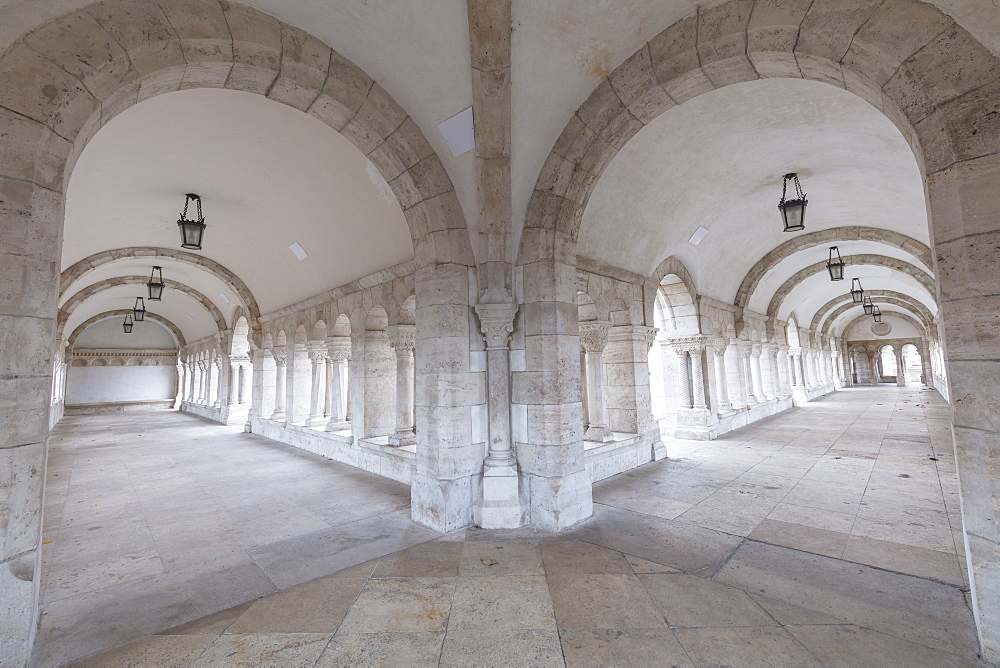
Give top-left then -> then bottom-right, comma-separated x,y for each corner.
559,628 -> 692,667
316,631 -> 445,666
440,629 -> 564,667
638,573 -> 777,628
674,626 -> 822,666
548,574 -> 667,630
338,577 -> 455,633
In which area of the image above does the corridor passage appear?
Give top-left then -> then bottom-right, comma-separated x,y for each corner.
50,387 -> 980,666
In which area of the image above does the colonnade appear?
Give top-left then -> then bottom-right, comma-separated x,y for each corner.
241,325 -> 417,446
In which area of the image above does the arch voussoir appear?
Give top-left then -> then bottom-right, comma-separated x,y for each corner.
67,308 -> 185,348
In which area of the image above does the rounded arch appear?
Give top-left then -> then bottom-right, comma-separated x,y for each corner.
230,315 -> 251,357
651,256 -> 699,337
838,310 -> 929,341
0,0 -> 472,274
810,289 -> 935,334
61,247 -> 262,328
58,276 -> 227,341
764,254 -> 935,331
67,309 -> 185,348
732,226 -> 932,327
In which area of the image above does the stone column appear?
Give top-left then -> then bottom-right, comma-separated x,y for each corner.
473,303 -> 526,528
895,347 -> 906,386
239,361 -> 250,405
227,360 -> 240,406
750,344 -> 765,401
690,345 -> 707,410
712,339 -> 732,411
580,322 -> 613,442
387,325 -> 416,446
213,356 -> 224,407
271,347 -> 286,420
604,325 -> 660,437
674,347 -> 692,409
305,342 -> 328,427
741,343 -> 758,405
175,362 -> 185,407
247,348 -> 267,432
325,336 -> 351,431
920,342 -> 932,387
776,345 -> 790,396
764,345 -> 779,399
793,351 -> 805,388
580,348 -> 589,431
725,342 -> 747,410
360,326 -> 396,438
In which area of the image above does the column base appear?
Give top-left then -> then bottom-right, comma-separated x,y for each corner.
523,468 -> 593,530
388,430 -> 416,446
474,463 -> 527,529
305,415 -> 328,428
411,472 -> 475,533
584,425 -> 614,442
652,440 -> 667,460
270,411 -> 285,421
325,419 -> 350,432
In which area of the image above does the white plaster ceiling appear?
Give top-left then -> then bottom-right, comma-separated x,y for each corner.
64,88 -> 412,315
63,285 -> 217,342
579,78 -> 929,304
74,317 -> 178,349
780,267 -> 936,329
747,240 -> 935,316
837,309 -> 925,340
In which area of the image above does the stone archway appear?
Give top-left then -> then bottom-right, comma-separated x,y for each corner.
0,2 -> 483,661
515,2 -> 1000,656
810,289 -> 935,334
61,246 -> 262,329
67,309 -> 185,348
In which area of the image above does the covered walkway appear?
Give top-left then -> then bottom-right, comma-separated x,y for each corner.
48,386 -> 979,666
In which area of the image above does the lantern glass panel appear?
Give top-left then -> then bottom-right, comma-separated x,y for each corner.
179,221 -> 205,250
148,282 -> 164,300
863,298 -> 874,315
780,200 -> 806,232
827,261 -> 844,281
133,297 -> 146,322
872,307 -> 882,323
123,315 -> 133,334
850,279 -> 864,303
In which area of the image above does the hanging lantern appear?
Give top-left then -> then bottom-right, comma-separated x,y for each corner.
147,266 -> 164,301
850,278 -> 864,303
133,296 -> 146,322
778,173 -> 807,232
123,313 -> 134,334
872,305 -> 882,323
826,246 -> 845,281
863,296 -> 874,315
177,193 -> 206,250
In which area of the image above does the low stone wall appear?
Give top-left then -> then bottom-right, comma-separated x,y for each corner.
585,432 -> 657,483
250,417 -> 415,484
181,402 -> 224,423
712,397 -> 796,438
65,400 -> 175,415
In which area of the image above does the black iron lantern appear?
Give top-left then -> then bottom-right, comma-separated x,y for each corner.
850,278 -> 864,303
872,305 -> 882,323
177,193 -> 206,250
147,266 -> 164,301
778,173 -> 807,232
863,296 -> 874,315
123,313 -> 134,334
826,246 -> 845,281
133,296 -> 146,322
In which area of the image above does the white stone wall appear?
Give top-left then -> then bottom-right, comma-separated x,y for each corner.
66,365 -> 176,405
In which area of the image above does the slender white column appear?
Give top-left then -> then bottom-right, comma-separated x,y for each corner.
473,302 -> 526,529
750,344 -> 765,401
690,346 -> 707,410
271,346 -> 287,419
387,325 -> 416,446
712,339 -> 732,411
895,347 -> 906,386
325,336 -> 351,431
742,344 -> 757,405
765,345 -> 779,399
228,362 -> 239,406
675,347 -> 692,409
215,356 -> 225,407
305,342 -> 328,427
580,322 -> 613,442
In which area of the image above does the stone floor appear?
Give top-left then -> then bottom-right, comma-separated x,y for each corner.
39,386 -> 982,666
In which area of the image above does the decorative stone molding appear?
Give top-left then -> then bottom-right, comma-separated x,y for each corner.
387,324 -> 417,354
474,303 -> 519,350
326,336 -> 352,361
69,349 -> 178,367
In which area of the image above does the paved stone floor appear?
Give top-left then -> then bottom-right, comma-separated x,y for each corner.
40,386 -> 982,666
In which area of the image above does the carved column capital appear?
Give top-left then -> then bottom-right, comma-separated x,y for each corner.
326,336 -> 351,362
387,324 -> 417,355
474,303 -> 519,350
272,345 -> 287,366
579,321 -> 612,352
750,344 -> 762,358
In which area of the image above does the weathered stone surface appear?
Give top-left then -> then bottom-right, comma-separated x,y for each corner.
88,0 -> 184,76
156,0 -> 232,64
222,2 -> 281,95
268,23 -> 330,111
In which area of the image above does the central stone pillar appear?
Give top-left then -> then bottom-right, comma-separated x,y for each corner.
580,322 -> 613,442
473,303 -> 526,528
606,325 -> 663,455
271,346 -> 286,420
305,342 -> 328,428
325,336 -> 351,431
387,325 -> 417,446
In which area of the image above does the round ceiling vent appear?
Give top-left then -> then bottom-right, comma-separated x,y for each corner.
871,321 -> 892,336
